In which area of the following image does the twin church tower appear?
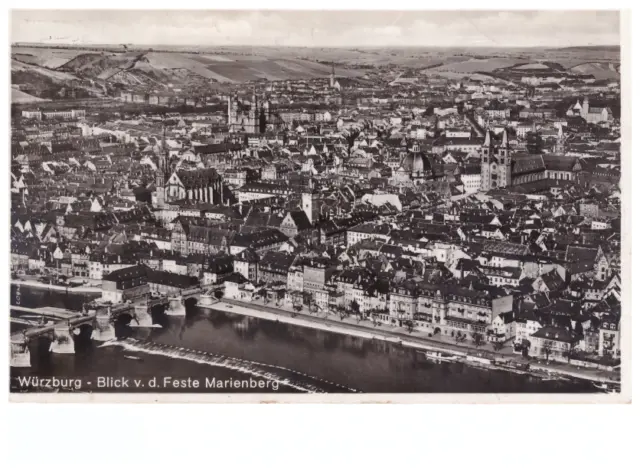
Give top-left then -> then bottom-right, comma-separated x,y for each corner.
480,130 -> 511,191
227,91 -> 270,134
227,64 -> 339,134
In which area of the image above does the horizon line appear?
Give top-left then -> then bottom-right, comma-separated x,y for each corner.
12,42 -> 621,49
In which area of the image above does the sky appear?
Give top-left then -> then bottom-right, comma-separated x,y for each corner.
11,10 -> 620,48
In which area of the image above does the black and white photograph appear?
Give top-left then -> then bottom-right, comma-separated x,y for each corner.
8,9 -> 627,401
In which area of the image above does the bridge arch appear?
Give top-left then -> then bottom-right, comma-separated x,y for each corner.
73,323 -> 94,351
185,297 -> 198,309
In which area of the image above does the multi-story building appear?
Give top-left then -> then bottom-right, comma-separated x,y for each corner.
234,248 -> 259,283
529,326 -> 580,362
258,251 -> 296,285
101,264 -> 149,304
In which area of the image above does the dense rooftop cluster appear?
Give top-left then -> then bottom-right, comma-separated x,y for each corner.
11,57 -> 621,366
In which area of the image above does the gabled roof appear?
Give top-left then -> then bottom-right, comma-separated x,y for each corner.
531,325 -> 579,343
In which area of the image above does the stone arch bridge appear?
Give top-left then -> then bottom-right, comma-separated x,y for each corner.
10,286 -> 218,367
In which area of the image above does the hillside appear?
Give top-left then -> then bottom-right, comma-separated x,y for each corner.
11,58 -> 78,81
568,62 -> 620,80
12,88 -> 48,103
10,45 -> 621,94
11,47 -> 363,86
422,57 -> 523,75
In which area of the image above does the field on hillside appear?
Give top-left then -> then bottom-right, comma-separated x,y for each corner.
422,57 -> 524,75
11,59 -> 78,81
569,62 -> 620,80
12,47 -> 85,68
12,88 -> 48,103
9,45 -> 621,87
11,46 -> 365,84
144,52 -> 361,82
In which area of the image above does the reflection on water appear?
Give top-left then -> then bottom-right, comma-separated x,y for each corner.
10,286 -> 596,393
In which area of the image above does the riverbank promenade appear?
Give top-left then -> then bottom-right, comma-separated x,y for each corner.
204,298 -> 620,385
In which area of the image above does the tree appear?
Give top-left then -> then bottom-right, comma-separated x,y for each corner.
302,291 -> 313,307
349,300 -> 360,317
256,288 -> 267,304
540,340 -> 554,361
492,341 -> 505,352
471,332 -> 485,348
562,347 -> 574,363
404,320 -> 415,333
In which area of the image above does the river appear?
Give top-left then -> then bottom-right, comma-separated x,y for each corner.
9,285 -> 597,394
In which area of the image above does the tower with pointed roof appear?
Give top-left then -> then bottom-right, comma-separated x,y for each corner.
302,178 -> 320,225
480,130 -> 511,191
247,90 -> 260,134
554,125 -> 567,154
330,63 -> 335,88
154,126 -> 169,209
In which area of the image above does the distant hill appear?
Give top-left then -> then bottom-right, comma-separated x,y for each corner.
11,46 -> 363,86
553,45 -> 620,52
568,62 -> 620,80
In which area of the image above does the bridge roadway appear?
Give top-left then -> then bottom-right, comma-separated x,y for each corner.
11,305 -> 78,319
11,312 -> 95,342
11,286 -> 208,343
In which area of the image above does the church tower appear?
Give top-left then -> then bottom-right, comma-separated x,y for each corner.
555,125 -> 566,154
248,91 -> 259,134
302,178 -> 320,225
480,131 -> 493,191
480,130 -> 512,191
581,96 -> 590,119
155,126 -> 168,209
330,64 -> 335,88
228,94 -> 239,132
497,130 -> 511,188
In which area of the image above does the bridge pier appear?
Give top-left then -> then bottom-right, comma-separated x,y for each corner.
166,296 -> 186,316
132,304 -> 154,327
91,313 -> 116,341
198,293 -> 215,306
10,340 -> 31,367
49,323 -> 75,354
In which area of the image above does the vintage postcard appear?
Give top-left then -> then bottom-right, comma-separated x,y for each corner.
8,10 -> 629,403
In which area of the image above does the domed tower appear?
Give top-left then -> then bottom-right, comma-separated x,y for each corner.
402,141 -> 429,181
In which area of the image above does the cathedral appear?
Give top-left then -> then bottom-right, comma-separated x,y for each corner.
154,130 -> 235,213
480,131 -> 547,191
228,92 -> 281,134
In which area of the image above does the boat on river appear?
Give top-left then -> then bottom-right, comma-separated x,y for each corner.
421,350 -> 461,362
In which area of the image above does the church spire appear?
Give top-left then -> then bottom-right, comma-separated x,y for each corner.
155,123 -> 168,209
483,131 -> 492,147
330,63 -> 335,88
501,129 -> 509,148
